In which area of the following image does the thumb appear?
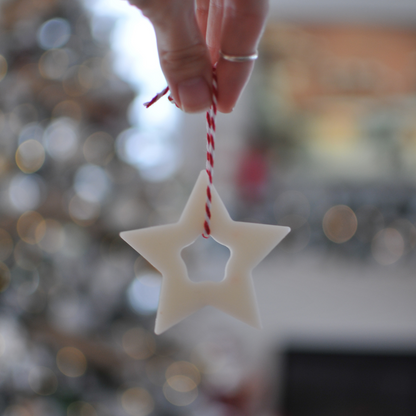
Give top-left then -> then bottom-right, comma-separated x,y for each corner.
133,0 -> 212,113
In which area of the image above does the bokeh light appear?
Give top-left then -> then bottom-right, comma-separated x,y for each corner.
15,139 -> 45,173
37,18 -> 71,50
127,273 -> 161,315
371,228 -> 405,265
163,361 -> 200,406
323,205 -> 357,243
116,128 -> 179,182
16,211 -> 45,244
9,174 -> 44,212
28,366 -> 58,395
163,379 -> 198,407
74,164 -> 110,203
39,48 -> 70,79
68,194 -> 101,226
122,327 -> 156,360
56,347 -> 87,377
44,117 -> 79,161
121,387 -> 154,416
166,361 -> 201,389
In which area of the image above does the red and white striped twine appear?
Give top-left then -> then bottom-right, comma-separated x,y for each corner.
144,66 -> 218,239
202,67 -> 217,238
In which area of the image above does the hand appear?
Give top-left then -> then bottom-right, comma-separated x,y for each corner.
128,0 -> 269,113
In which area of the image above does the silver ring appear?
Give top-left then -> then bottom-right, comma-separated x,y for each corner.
219,50 -> 258,63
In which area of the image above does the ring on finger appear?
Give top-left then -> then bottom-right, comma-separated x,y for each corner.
219,50 -> 258,63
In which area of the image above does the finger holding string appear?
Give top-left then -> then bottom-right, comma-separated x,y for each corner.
196,0 -> 224,63
214,0 -> 269,113
129,0 -> 213,113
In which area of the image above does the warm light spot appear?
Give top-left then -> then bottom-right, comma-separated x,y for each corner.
56,347 -> 87,377
122,327 -> 156,360
166,361 -> 201,386
121,387 -> 154,416
39,49 -> 69,79
83,131 -> 114,165
17,211 -> 45,244
28,366 -> 58,395
323,205 -> 357,243
0,262 -> 11,293
37,219 -> 65,253
163,381 -> 198,406
67,401 -> 97,416
371,228 -> 405,265
167,375 -> 197,393
15,139 -> 45,173
0,228 -> 13,261
0,55 -> 7,82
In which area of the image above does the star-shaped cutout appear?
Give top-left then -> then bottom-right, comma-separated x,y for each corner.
120,171 -> 290,334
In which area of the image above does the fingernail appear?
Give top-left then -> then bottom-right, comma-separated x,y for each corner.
178,77 -> 211,113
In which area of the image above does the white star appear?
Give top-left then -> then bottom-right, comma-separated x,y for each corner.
120,171 -> 290,334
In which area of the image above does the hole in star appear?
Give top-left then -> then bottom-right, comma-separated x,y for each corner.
181,236 -> 230,283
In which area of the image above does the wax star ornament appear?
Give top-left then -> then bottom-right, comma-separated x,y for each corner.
120,171 -> 290,334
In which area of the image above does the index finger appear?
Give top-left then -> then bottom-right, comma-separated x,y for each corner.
216,0 -> 269,112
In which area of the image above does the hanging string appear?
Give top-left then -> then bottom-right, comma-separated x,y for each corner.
144,67 -> 218,239
202,66 -> 217,238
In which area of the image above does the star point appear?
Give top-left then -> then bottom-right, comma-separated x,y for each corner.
120,171 -> 290,334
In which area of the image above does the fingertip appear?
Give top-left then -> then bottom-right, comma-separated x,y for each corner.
216,60 -> 254,113
177,77 -> 212,113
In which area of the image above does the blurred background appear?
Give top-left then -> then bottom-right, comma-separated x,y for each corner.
0,0 -> 416,415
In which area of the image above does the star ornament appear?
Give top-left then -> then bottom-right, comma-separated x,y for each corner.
120,171 -> 290,334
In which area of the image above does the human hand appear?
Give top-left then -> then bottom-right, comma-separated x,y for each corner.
128,0 -> 269,113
